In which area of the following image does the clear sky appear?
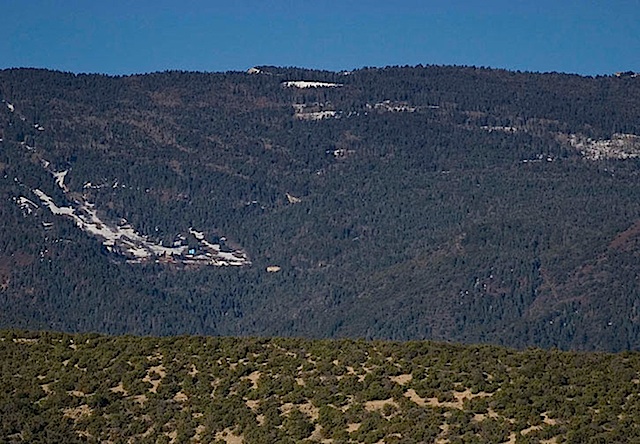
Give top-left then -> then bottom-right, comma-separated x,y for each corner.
1,0 -> 638,76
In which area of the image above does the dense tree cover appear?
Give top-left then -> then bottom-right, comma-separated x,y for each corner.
2,330 -> 640,443
0,66 -> 639,351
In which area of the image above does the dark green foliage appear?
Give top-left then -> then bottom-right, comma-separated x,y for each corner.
1,66 -> 640,351
3,330 -> 640,442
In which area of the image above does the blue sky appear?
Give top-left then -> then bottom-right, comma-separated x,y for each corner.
1,0 -> 638,76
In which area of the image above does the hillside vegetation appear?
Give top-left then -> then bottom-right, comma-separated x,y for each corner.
2,330 -> 640,443
1,66 -> 640,350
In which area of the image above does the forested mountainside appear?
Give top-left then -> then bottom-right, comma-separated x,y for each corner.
3,330 -> 640,444
1,65 -> 640,351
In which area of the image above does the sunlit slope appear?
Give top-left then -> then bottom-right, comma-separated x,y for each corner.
2,330 -> 640,443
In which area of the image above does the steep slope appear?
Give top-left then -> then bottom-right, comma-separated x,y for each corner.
1,66 -> 639,350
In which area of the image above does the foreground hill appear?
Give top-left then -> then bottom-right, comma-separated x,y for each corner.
1,66 -> 640,350
2,330 -> 639,443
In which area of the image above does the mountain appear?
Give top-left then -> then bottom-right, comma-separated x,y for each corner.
1,65 -> 640,351
3,330 -> 640,443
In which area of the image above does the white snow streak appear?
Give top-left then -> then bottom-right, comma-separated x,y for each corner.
32,189 -> 250,266
53,170 -> 68,191
283,81 -> 342,88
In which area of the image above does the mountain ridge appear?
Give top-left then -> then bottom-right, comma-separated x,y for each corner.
1,65 -> 639,351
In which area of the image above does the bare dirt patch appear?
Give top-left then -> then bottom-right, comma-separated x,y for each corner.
450,388 -> 492,408
435,423 -> 450,444
216,429 -> 244,444
405,388 -> 492,409
242,370 -> 261,389
542,412 -> 558,425
193,424 -> 207,442
404,388 -> 426,406
165,430 -> 177,443
132,394 -> 148,404
364,398 -> 398,412
143,364 -> 166,393
280,402 -> 319,420
245,399 -> 259,410
110,382 -> 128,396
472,408 -> 499,422
68,390 -> 87,397
173,391 -> 188,402
390,374 -> 412,385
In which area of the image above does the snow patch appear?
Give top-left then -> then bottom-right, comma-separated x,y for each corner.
16,139 -> 251,267
368,100 -> 416,113
33,188 -> 187,258
296,110 -> 337,120
53,170 -> 69,191
186,228 -> 249,266
283,81 -> 342,89
286,193 -> 302,204
568,133 -> 640,160
481,125 -> 518,133
32,184 -> 250,266
33,189 -> 75,216
15,196 -> 39,214
326,148 -> 354,158
292,103 -> 338,120
189,228 -> 205,240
